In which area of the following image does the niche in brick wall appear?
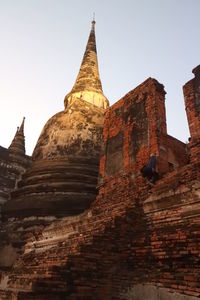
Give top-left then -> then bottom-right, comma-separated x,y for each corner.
105,131 -> 123,176
129,99 -> 148,162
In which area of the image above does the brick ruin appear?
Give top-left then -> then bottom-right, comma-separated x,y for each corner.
0,118 -> 31,220
0,21 -> 200,300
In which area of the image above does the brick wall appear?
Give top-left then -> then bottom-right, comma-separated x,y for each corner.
183,65 -> 200,162
0,146 -> 31,223
1,161 -> 200,299
0,73 -> 199,299
99,78 -> 167,186
0,146 -> 30,220
99,78 -> 187,184
158,134 -> 188,174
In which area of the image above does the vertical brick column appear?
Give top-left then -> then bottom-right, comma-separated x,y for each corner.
183,65 -> 200,161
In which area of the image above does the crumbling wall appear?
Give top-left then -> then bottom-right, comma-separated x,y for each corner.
0,147 -> 12,207
99,77 -> 187,184
184,65 -> 200,163
99,78 -> 167,185
0,74 -> 199,299
158,135 -> 188,173
0,146 -> 30,220
1,162 -> 200,299
0,146 -> 31,270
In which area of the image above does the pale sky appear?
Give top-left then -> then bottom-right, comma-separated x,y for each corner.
0,0 -> 199,155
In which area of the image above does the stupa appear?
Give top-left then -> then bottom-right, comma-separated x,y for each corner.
4,20 -> 109,218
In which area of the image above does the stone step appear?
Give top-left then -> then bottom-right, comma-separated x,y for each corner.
12,180 -> 97,197
23,163 -> 99,178
18,172 -> 97,188
4,192 -> 96,218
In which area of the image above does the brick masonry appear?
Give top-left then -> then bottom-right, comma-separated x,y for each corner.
184,65 -> 200,163
0,146 -> 30,220
0,69 -> 200,299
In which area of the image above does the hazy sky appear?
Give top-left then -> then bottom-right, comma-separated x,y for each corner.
0,0 -> 199,155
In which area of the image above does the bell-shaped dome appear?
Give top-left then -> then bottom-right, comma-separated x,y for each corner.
5,99 -> 105,218
32,100 -> 104,161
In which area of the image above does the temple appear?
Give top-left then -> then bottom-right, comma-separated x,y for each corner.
0,20 -> 200,300
3,20 -> 109,219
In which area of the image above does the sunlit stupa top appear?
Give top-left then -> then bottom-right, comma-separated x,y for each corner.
64,19 -> 109,109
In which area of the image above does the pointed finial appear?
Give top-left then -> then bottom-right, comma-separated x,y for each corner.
64,17 -> 109,109
18,117 -> 25,134
92,13 -> 96,29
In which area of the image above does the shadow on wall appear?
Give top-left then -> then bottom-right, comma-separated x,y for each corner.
122,284 -> 199,300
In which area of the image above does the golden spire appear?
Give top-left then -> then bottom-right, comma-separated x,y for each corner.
64,20 -> 109,109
